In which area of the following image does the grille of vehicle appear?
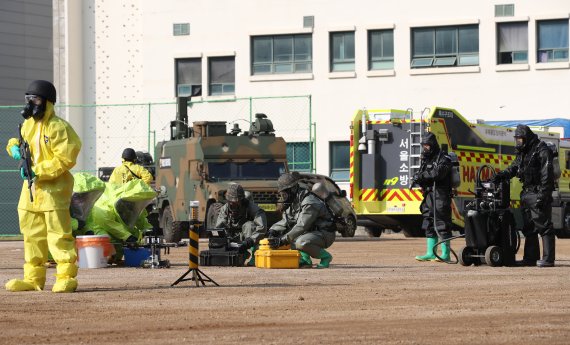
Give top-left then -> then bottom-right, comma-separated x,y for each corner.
251,191 -> 279,204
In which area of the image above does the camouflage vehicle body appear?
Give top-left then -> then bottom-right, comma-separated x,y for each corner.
154,107 -> 288,242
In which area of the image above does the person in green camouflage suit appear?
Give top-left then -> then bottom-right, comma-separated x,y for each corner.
215,184 -> 267,266
268,172 -> 335,268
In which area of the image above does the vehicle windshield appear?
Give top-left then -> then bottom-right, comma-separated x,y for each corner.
207,161 -> 286,180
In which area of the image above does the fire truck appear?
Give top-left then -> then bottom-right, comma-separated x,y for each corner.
349,106 -> 570,238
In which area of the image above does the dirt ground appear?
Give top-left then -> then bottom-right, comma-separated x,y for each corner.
0,232 -> 569,345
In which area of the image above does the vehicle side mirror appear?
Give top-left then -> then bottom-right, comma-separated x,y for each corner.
340,190 -> 347,198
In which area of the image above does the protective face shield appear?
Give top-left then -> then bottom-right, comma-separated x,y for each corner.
21,94 -> 46,120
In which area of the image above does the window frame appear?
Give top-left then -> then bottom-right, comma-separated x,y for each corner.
329,141 -> 350,181
496,21 -> 529,64
208,56 -> 235,96
536,19 -> 569,63
410,25 -> 479,69
368,29 -> 394,70
251,34 -> 313,75
175,57 -> 202,97
330,31 -> 356,72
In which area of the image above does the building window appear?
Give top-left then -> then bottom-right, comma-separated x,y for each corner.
330,141 -> 350,181
209,56 -> 235,96
497,22 -> 528,64
173,23 -> 190,36
175,58 -> 201,97
330,31 -> 355,72
287,142 -> 311,171
537,19 -> 569,63
411,25 -> 479,68
368,30 -> 394,70
251,34 -> 312,75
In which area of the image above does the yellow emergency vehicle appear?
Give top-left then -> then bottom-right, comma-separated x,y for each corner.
350,106 -> 570,238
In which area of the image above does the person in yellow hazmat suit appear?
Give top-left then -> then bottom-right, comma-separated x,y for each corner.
5,80 -> 82,293
108,148 -> 153,186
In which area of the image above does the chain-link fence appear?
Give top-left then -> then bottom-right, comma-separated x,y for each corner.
0,95 -> 312,236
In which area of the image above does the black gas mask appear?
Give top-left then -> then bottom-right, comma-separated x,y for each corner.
514,136 -> 525,153
278,185 -> 298,209
421,143 -> 433,158
21,95 -> 46,120
229,200 -> 242,216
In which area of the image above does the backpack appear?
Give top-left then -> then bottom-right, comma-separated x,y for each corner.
544,141 -> 561,181
295,173 -> 346,219
446,151 -> 461,188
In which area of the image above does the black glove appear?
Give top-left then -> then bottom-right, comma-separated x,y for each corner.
266,229 -> 279,238
268,236 -> 288,249
125,235 -> 138,248
410,174 -> 420,187
492,171 -> 506,183
535,197 -> 544,209
237,238 -> 254,253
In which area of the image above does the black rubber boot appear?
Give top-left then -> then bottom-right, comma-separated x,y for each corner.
516,233 -> 539,266
537,234 -> 555,267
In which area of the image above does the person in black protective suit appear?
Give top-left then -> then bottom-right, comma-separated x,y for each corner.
215,184 -> 267,266
493,125 -> 555,267
412,133 -> 453,262
267,172 -> 335,268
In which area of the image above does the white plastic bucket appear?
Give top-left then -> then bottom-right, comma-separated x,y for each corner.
76,235 -> 109,269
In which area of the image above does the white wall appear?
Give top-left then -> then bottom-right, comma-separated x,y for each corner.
63,0 -> 570,174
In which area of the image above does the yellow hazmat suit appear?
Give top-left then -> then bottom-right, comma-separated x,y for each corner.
5,101 -> 82,293
109,160 -> 153,186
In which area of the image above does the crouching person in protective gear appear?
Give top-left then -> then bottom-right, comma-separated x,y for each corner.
267,172 -> 335,268
215,184 -> 267,266
493,125 -> 556,267
412,133 -> 453,262
5,80 -> 82,293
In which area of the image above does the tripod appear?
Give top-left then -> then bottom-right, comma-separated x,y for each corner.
171,220 -> 219,287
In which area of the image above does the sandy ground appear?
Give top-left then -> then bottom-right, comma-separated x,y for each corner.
0,232 -> 569,345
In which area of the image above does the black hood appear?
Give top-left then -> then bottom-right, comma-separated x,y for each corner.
420,132 -> 440,158
514,124 -> 538,153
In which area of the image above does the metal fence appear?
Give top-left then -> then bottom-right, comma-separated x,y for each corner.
0,95 -> 313,236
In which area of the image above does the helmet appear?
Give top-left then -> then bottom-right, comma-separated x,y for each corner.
122,148 -> 137,162
26,80 -> 56,104
226,184 -> 245,202
277,173 -> 298,192
420,132 -> 439,158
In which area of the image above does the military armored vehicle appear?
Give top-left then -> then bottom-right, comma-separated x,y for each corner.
154,97 -> 288,243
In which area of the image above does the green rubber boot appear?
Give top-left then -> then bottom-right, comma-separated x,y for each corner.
316,249 -> 332,269
415,237 -> 438,261
436,241 -> 451,262
299,251 -> 313,268
246,246 -> 257,266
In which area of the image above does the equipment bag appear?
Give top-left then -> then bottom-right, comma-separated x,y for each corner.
447,151 -> 461,188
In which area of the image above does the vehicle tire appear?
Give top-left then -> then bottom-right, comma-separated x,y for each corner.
341,215 -> 357,237
206,202 -> 224,230
364,226 -> 382,238
162,205 -> 188,243
458,246 -> 474,266
484,246 -> 503,267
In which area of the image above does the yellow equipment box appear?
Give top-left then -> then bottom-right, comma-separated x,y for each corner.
255,239 -> 300,269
